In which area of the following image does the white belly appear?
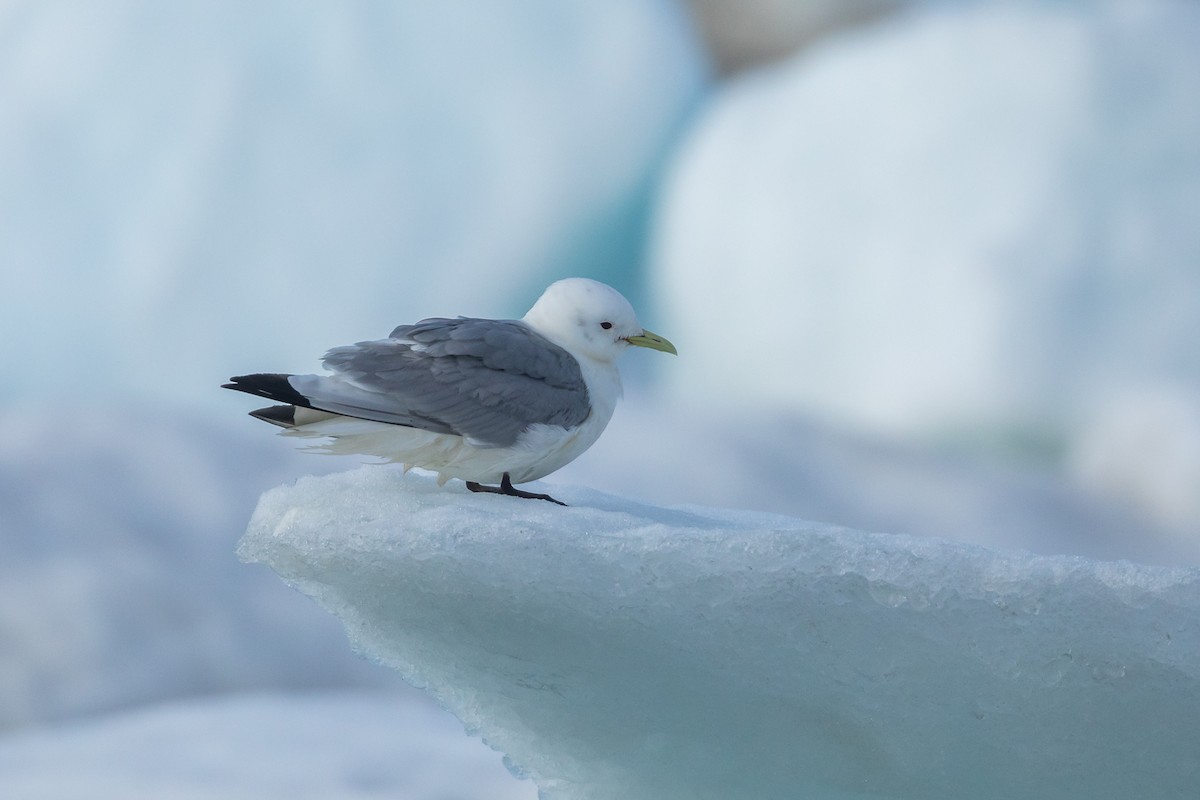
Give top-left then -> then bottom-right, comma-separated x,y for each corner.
283,402 -> 614,486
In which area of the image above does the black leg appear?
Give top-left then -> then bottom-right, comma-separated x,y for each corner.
466,473 -> 567,506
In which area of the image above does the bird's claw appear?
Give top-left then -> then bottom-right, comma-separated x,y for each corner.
466,473 -> 568,506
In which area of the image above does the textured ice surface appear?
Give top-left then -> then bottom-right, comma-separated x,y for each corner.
8,394 -> 1188,738
242,468 -> 1200,800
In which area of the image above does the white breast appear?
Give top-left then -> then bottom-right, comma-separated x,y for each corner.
503,355 -> 623,483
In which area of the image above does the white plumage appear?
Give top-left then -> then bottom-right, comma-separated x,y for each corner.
224,278 -> 675,504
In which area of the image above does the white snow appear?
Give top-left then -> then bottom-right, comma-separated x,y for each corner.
0,0 -> 706,409
241,467 -> 1200,800
0,691 -> 536,800
652,1 -> 1200,527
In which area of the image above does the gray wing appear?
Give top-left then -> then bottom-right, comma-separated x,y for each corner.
288,318 -> 591,448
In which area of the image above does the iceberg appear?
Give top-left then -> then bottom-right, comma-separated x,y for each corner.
9,393 -> 1187,736
651,1 -> 1200,528
241,467 -> 1200,800
0,0 -> 705,408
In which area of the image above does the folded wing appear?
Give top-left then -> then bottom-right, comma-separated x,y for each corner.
242,318 -> 591,448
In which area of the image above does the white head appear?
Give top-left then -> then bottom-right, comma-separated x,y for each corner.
523,278 -> 676,364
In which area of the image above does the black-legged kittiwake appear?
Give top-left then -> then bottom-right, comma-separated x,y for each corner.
223,278 -> 676,505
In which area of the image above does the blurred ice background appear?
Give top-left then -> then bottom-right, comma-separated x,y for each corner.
1,0 -> 1197,796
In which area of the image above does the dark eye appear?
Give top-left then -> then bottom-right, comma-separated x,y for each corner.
600,321 -> 613,330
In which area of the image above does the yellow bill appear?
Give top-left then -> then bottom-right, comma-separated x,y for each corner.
625,328 -> 677,355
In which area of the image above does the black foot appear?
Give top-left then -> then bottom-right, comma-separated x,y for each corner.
466,473 -> 567,506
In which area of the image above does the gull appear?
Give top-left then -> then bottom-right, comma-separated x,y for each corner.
223,278 -> 676,505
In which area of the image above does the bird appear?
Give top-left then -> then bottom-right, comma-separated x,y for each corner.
223,278 -> 676,505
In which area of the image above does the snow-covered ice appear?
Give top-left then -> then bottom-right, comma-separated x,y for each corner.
241,467 -> 1200,800
6,388 -> 1193,738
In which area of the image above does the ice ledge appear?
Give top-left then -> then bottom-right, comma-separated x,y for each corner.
240,467 -> 1200,800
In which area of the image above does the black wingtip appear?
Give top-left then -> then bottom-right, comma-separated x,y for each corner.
249,404 -> 298,428
223,373 -> 312,408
